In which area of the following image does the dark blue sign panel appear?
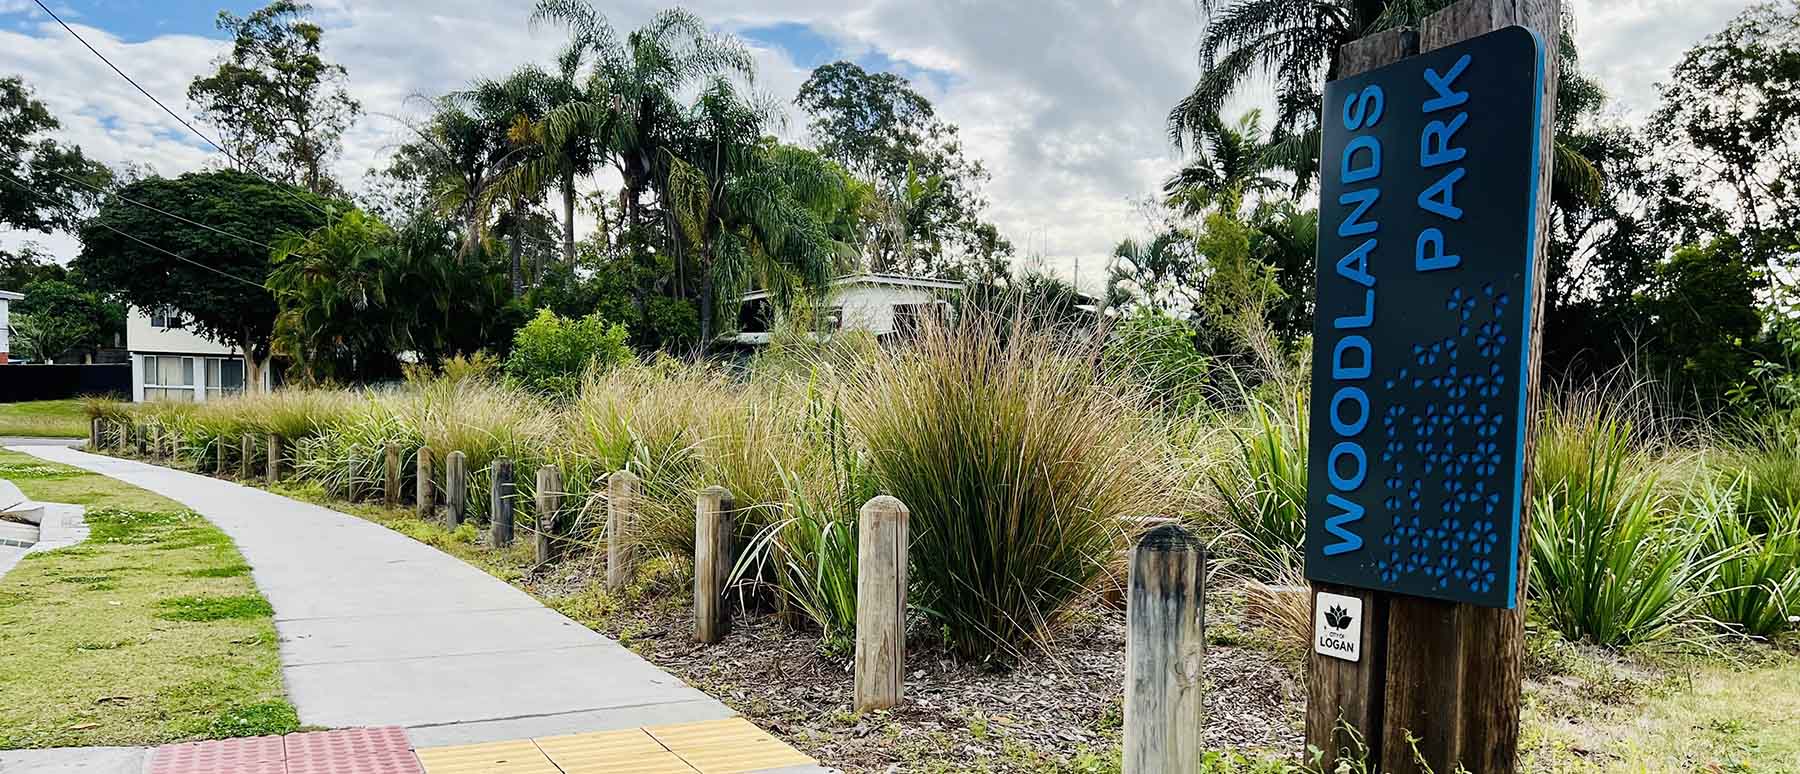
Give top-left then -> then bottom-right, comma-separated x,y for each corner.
1304,26 -> 1546,609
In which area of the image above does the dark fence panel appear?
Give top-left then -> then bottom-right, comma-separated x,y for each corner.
0,364 -> 130,402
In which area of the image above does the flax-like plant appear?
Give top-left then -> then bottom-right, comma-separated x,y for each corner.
1695,475 -> 1800,638
1211,393 -> 1309,580
1529,417 -> 1723,647
843,311 -> 1177,660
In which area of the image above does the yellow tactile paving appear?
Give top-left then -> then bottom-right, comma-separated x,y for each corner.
534,728 -> 697,774
414,739 -> 561,774
644,717 -> 816,774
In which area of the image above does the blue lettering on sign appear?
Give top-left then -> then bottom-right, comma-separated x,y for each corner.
1319,83 -> 1386,558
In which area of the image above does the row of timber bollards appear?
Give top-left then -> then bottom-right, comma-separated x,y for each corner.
93,416 -> 1208,772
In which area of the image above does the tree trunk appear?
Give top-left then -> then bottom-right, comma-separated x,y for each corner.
508,194 -> 525,298
561,170 -> 578,266
698,261 -> 716,344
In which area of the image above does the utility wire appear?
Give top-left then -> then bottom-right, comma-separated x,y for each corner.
43,168 -> 276,251
29,0 -> 333,219
0,171 -> 267,289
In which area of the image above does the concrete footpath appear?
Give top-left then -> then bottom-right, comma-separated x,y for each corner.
9,446 -> 738,748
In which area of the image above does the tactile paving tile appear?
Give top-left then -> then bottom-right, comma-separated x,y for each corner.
535,728 -> 698,774
148,734 -> 286,774
643,718 -> 815,774
414,739 -> 560,774
286,726 -> 424,774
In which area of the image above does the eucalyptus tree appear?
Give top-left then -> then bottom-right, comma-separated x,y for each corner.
188,0 -> 360,196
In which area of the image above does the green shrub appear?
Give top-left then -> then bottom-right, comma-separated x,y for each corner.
504,308 -> 632,396
1529,417 -> 1722,647
843,312 -> 1178,659
1695,475 -> 1800,637
1103,307 -> 1212,415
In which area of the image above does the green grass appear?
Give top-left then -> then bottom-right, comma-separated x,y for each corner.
0,399 -> 90,438
1524,651 -> 1800,772
0,449 -> 295,749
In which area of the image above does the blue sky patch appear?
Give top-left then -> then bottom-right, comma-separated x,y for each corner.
4,1 -> 259,42
739,21 -> 956,93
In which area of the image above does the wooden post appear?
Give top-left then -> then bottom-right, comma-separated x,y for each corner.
490,457 -> 515,547
854,496 -> 910,712
267,434 -> 284,485
1123,524 -> 1205,774
694,486 -> 734,644
88,417 -> 101,449
215,438 -> 228,476
445,451 -> 467,528
135,423 -> 147,456
148,424 -> 161,459
415,447 -> 435,519
384,443 -> 401,509
240,434 -> 254,479
535,465 -> 561,564
606,470 -> 639,593
1306,4 -> 1558,773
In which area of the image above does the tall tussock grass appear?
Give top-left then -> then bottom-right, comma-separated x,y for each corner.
842,312 -> 1182,660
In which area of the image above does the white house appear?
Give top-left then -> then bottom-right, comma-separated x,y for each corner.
0,289 -> 18,364
127,306 -> 268,402
728,273 -> 960,346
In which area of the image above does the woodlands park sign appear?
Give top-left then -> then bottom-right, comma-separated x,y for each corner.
1304,26 -> 1547,609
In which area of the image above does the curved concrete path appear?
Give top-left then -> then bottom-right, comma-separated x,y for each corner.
13,445 -> 734,749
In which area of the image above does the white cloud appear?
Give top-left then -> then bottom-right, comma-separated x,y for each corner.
0,0 -> 1761,297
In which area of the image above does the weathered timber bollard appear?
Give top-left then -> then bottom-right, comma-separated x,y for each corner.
535,465 -> 561,564
384,443 -> 402,509
89,417 -> 101,449
490,457 -> 515,547
694,486 -> 735,644
415,447 -> 435,519
267,435 -> 284,484
445,451 -> 467,528
148,425 -> 161,459
240,434 -> 255,479
1123,524 -> 1205,774
215,439 -> 228,476
854,495 -> 910,712
135,423 -> 147,456
607,470 -> 640,593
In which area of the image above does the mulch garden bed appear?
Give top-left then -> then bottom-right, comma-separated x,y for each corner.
523,556 -> 1305,772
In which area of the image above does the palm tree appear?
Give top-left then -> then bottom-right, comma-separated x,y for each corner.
1170,1 -> 1601,202
455,69 -> 557,295
1164,110 -> 1288,218
531,1 -> 754,235
665,79 -> 855,341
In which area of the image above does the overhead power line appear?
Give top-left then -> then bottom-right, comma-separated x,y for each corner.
45,168 -> 276,252
29,0 -> 333,219
0,170 -> 268,289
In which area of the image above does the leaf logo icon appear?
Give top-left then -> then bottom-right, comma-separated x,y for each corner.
1325,605 -> 1353,630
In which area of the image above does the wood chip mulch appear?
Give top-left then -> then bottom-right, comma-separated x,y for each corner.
523,557 -> 1305,772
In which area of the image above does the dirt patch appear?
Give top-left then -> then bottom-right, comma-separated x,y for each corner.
524,557 -> 1305,772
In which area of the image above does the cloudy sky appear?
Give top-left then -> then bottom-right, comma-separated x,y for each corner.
0,0 -> 1756,293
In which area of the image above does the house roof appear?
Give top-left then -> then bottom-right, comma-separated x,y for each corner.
738,273 -> 962,302
0,289 -> 22,301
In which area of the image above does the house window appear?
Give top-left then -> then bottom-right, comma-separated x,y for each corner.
143,355 -> 194,402
893,303 -> 942,337
150,307 -> 185,330
207,357 -> 245,398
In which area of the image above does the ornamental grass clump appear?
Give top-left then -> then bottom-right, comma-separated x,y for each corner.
843,312 -> 1180,660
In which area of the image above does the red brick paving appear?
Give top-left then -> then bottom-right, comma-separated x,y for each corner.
149,727 -> 423,774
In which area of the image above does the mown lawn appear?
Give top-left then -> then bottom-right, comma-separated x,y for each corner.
0,400 -> 89,438
0,448 -> 296,749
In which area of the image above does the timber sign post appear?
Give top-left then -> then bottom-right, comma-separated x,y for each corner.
1303,1 -> 1559,772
